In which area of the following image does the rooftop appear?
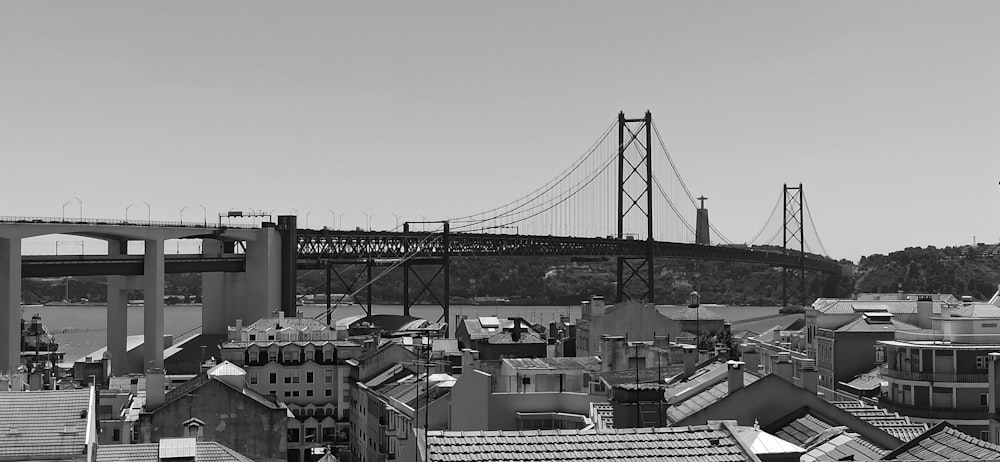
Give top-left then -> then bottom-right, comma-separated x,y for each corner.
422,424 -> 761,462
461,317 -> 536,340
0,387 -> 94,460
656,305 -> 725,321
503,356 -> 602,371
96,438 -> 254,462
883,421 -> 1000,460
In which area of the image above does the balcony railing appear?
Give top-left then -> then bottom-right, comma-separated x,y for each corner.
878,400 -> 988,420
883,368 -> 987,383
894,330 -> 1000,345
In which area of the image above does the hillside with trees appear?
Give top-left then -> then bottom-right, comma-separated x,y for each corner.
23,243 -> 1000,306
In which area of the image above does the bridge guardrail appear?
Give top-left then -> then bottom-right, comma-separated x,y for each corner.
0,216 -> 258,229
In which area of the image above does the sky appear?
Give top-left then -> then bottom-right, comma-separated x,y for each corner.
2,1 -> 999,262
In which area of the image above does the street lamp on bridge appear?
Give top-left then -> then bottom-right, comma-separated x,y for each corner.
180,206 -> 189,224
61,201 -> 72,221
72,196 -> 82,221
141,201 -> 151,221
125,203 -> 136,221
198,204 -> 207,226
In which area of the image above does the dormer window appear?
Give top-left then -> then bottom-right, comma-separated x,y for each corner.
183,418 -> 205,438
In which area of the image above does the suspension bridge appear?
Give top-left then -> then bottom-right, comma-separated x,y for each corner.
293,111 -> 840,324
1,110 -> 839,371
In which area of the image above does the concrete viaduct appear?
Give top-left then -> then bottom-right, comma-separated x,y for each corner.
0,217 -> 299,374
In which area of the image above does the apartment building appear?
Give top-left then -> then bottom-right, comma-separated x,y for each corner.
220,311 -> 364,462
876,297 -> 1000,439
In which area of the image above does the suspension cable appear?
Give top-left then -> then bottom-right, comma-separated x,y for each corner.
747,190 -> 783,245
802,193 -> 829,256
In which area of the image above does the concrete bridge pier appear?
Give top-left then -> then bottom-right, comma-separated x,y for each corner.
144,239 -> 165,369
201,239 -> 227,335
201,225 -> 280,336
0,238 -> 21,373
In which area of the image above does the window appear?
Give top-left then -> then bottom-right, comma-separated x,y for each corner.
305,427 -> 317,443
183,418 -> 205,438
325,370 -> 334,383
285,374 -> 292,384
307,371 -> 314,383
269,373 -> 277,384
984,323 -> 998,328
326,389 -> 333,397
287,428 -> 301,443
112,428 -> 120,442
249,334 -> 256,341
307,389 -> 313,397
983,394 -> 989,406
977,356 -> 989,370
250,371 -> 258,385
284,391 -> 292,397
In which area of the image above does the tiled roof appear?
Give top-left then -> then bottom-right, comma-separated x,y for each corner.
834,316 -> 923,333
503,357 -> 602,371
951,303 -> 1000,318
801,429 -> 886,462
773,413 -> 833,446
882,421 -> 1000,460
665,371 -> 761,424
813,299 -> 943,316
424,424 -> 760,462
855,293 -> 958,303
830,401 -> 928,442
223,339 -> 359,349
485,329 -> 545,344
0,388 -> 94,459
656,305 -> 724,321
245,315 -> 330,331
96,440 -> 255,462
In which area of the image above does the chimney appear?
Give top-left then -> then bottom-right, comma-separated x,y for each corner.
461,349 -> 479,374
742,343 -> 759,374
727,360 -> 745,394
145,368 -> 166,410
682,344 -> 697,380
236,319 -> 243,330
591,296 -> 606,319
916,296 -> 933,328
654,335 -> 670,349
773,352 -> 793,383
509,318 -> 522,343
581,301 -> 591,320
799,359 -> 818,395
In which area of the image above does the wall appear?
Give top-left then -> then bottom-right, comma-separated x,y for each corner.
139,379 -> 287,462
833,331 -> 895,388
487,391 -> 606,430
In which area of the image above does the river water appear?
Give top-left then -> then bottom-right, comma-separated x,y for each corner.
20,303 -> 794,362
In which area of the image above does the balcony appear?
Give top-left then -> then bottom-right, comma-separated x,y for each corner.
878,400 -> 988,420
883,368 -> 987,383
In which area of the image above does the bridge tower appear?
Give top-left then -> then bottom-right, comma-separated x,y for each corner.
782,183 -> 807,310
616,111 -> 656,303
402,221 -> 450,334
